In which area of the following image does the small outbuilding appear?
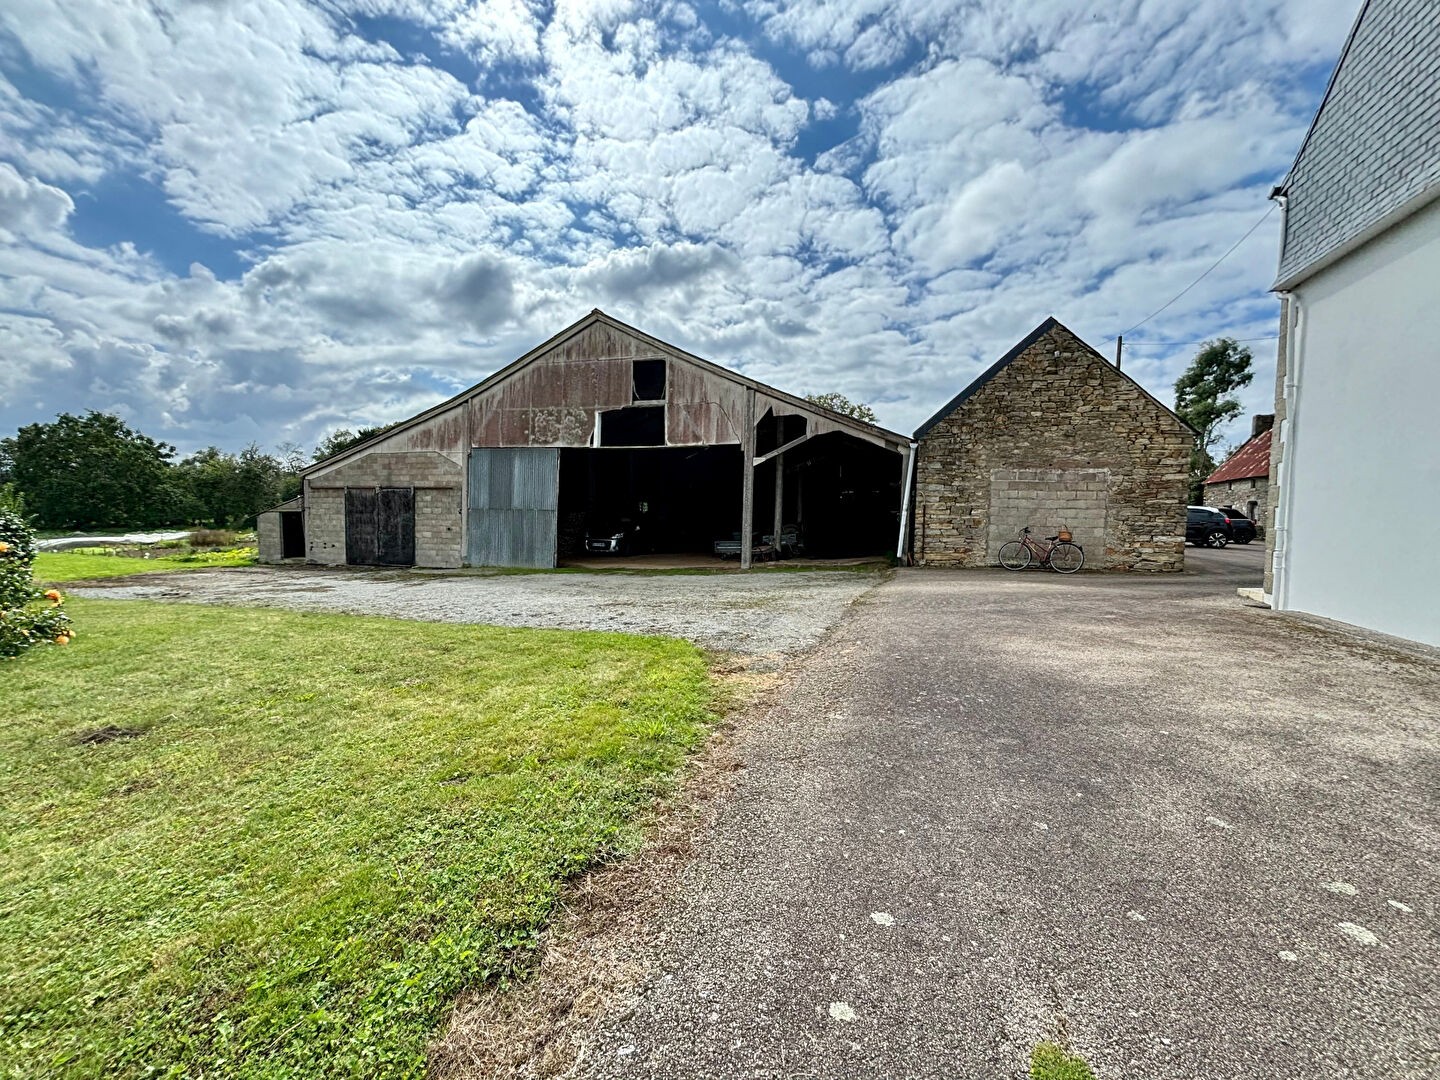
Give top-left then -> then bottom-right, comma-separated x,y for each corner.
256,496 -> 305,562
912,317 -> 1193,571
1203,415 -> 1274,530
280,310 -> 914,571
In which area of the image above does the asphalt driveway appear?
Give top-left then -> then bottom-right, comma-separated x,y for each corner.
581,545 -> 1439,1079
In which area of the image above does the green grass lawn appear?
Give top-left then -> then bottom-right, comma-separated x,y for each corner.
1,599 -> 713,1078
33,547 -> 256,582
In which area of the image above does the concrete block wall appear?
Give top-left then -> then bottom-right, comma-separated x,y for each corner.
257,511 -> 283,563
304,451 -> 463,568
916,324 -> 1192,571
987,468 -> 1109,560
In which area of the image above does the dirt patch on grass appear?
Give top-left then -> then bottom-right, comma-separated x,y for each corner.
70,725 -> 144,746
428,656 -> 780,1080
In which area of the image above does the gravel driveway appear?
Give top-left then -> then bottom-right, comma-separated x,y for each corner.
71,565 -> 885,655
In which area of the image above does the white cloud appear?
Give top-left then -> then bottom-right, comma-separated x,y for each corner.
0,0 -> 1352,453
0,162 -> 75,239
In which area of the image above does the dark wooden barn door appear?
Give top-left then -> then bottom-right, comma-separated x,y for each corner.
345,488 -> 377,565
345,487 -> 415,566
376,487 -> 415,565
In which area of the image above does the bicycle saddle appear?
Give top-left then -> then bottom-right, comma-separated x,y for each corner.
1045,534 -> 1059,541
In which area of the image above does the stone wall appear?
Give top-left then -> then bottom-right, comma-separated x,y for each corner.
1264,299 -> 1289,595
915,322 -> 1193,571
1203,475 -> 1271,531
304,451 -> 463,568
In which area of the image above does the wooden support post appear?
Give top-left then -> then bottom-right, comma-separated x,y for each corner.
740,387 -> 756,570
772,451 -> 785,554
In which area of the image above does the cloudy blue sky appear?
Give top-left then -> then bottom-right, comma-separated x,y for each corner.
1,0 -> 1354,457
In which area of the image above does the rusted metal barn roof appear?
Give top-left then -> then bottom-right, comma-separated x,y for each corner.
1205,429 -> 1272,484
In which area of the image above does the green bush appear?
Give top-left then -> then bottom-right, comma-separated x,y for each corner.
188,527 -> 239,549
0,510 -> 74,659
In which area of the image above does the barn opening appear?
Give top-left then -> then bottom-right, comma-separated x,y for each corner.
558,446 -> 740,557
556,428 -> 902,563
280,510 -> 305,559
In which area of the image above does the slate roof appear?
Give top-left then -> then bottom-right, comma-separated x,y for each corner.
1205,429 -> 1272,484
1274,0 -> 1440,288
913,316 -> 1194,440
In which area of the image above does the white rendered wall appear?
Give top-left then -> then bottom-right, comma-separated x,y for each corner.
1277,195 -> 1440,646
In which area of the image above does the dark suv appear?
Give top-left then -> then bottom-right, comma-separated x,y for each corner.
1215,507 -> 1259,545
1186,506 -> 1257,547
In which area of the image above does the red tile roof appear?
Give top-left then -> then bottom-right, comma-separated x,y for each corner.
1206,429 -> 1272,484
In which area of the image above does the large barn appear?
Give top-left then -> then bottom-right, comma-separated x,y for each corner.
261,310 -> 914,570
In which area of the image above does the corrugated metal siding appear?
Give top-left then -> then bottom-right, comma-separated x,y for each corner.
466,448 -> 559,568
1278,0 -> 1440,284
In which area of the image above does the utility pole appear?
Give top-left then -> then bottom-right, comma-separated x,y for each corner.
1115,335 -> 1123,369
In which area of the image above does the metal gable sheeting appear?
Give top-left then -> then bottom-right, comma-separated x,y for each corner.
302,310 -> 910,476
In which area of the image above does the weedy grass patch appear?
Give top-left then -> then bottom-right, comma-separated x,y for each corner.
33,546 -> 257,582
1,598 -> 713,1078
1031,1041 -> 1098,1080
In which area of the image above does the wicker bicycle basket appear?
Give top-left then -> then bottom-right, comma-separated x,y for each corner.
1057,526 -> 1073,542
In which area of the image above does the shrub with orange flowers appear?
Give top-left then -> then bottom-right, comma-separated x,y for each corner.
0,509 -> 74,659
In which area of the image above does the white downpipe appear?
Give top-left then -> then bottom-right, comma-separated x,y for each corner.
895,442 -> 918,563
1272,291 -> 1305,611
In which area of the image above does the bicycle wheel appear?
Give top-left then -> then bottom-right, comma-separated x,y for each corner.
1050,542 -> 1084,574
998,541 -> 1031,570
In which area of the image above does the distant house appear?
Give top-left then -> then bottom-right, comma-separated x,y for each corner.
1266,0 -> 1440,646
912,318 -> 1193,571
1203,415 -> 1274,528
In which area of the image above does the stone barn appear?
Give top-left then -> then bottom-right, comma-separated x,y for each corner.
1203,415 -> 1273,530
912,318 -> 1193,571
271,310 -> 913,570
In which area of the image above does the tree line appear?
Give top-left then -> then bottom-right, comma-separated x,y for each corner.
0,412 -> 392,531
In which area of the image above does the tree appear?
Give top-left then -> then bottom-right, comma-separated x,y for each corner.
1174,338 -> 1254,502
175,444 -> 295,528
0,412 -> 189,530
804,392 -> 878,424
313,423 -> 398,462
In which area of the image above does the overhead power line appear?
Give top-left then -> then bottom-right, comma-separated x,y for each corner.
1109,203 -> 1278,342
1124,334 -> 1280,350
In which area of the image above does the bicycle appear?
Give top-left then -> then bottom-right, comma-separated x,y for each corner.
998,526 -> 1085,574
